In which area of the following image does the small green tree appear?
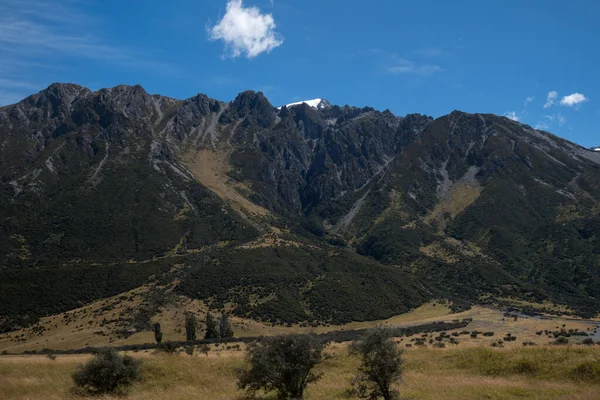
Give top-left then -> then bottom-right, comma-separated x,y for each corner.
237,334 -> 324,399
349,328 -> 403,400
72,348 -> 141,394
205,312 -> 219,339
185,312 -> 197,341
153,322 -> 163,344
219,313 -> 234,338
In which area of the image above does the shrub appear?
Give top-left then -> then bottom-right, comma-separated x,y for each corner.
511,359 -> 538,375
554,337 -> 569,345
199,344 -> 211,356
349,328 -> 403,400
503,334 -> 517,342
582,338 -> 595,346
158,342 -> 179,354
72,348 -> 141,395
184,345 -> 195,356
570,361 -> 600,383
237,334 -> 324,399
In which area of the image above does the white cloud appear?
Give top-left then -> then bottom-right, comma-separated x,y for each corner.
387,58 -> 442,76
560,93 -> 587,107
535,122 -> 549,130
209,0 -> 283,59
543,91 -> 558,108
524,96 -> 534,106
504,111 -> 520,121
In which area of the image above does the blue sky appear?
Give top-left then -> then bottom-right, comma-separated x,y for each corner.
0,0 -> 598,147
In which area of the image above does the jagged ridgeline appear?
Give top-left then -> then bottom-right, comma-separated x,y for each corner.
1,83 -> 600,331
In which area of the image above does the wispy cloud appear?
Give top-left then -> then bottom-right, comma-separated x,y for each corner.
524,96 -> 534,106
545,113 -> 567,126
386,57 -> 442,76
544,91 -> 558,108
560,93 -> 587,107
0,0 -> 175,105
369,49 -> 444,79
504,111 -> 520,122
208,0 -> 283,59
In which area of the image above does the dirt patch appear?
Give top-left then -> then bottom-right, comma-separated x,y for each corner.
425,182 -> 482,230
181,149 -> 270,219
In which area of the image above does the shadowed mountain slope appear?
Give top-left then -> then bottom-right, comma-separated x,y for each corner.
1,83 -> 599,331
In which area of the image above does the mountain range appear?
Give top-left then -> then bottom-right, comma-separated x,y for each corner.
1,83 -> 600,332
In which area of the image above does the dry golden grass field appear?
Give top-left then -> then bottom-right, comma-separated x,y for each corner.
1,345 -> 600,399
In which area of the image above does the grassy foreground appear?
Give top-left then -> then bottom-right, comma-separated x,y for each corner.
1,345 -> 599,399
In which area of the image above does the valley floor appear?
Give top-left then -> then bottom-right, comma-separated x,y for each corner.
2,295 -> 599,354
2,299 -> 600,399
1,345 -> 600,399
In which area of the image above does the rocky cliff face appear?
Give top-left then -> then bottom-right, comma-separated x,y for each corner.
1,83 -> 600,329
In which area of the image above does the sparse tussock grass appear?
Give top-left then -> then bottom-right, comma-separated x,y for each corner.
448,347 -> 600,383
1,346 -> 600,399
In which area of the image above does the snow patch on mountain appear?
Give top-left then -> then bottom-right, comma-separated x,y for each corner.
278,98 -> 330,110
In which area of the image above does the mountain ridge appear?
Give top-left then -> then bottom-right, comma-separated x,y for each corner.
1,82 -> 600,332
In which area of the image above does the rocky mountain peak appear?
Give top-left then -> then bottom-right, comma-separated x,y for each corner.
226,90 -> 276,128
20,82 -> 90,111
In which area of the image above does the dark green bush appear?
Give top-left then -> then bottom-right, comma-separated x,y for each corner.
158,342 -> 179,354
72,348 -> 141,394
349,328 -> 403,400
237,334 -> 324,399
554,337 -> 569,345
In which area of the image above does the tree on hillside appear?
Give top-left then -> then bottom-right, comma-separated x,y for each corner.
185,312 -> 197,341
349,327 -> 404,400
219,313 -> 234,338
237,334 -> 324,399
153,322 -> 163,344
205,312 -> 219,339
